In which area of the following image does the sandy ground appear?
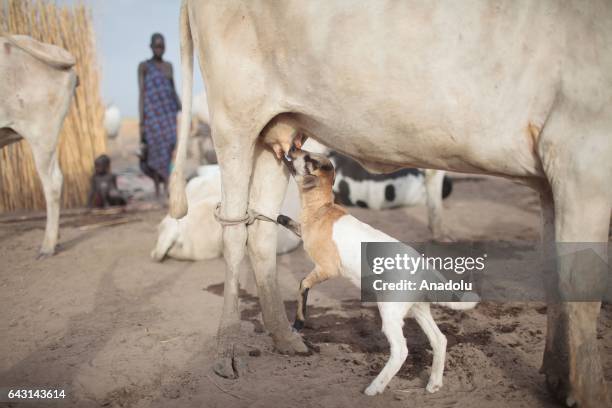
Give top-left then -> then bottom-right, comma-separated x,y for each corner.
0,121 -> 611,408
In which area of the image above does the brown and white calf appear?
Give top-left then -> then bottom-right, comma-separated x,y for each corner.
279,149 -> 477,395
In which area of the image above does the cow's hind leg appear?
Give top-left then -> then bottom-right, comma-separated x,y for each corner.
247,143 -> 308,354
541,188 -> 610,406
30,135 -> 63,258
211,126 -> 256,379
539,122 -> 611,407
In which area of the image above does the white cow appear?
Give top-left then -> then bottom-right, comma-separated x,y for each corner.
186,91 -> 217,164
151,165 -> 301,261
103,105 -> 121,140
0,35 -> 77,257
170,2 -> 612,406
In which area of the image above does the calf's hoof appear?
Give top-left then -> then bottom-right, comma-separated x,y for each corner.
292,319 -> 305,332
364,381 -> 384,396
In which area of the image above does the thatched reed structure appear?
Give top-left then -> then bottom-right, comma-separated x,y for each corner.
0,0 -> 106,211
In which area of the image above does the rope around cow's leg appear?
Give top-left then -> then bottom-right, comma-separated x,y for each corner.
214,202 -> 278,226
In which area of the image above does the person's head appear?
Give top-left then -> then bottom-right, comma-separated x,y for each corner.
94,154 -> 111,175
150,33 -> 165,60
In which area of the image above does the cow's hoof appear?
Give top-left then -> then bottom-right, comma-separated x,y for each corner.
150,250 -> 164,262
545,373 -> 573,406
432,231 -> 455,243
37,242 -> 62,259
36,249 -> 55,260
274,331 -> 308,355
212,354 -> 246,379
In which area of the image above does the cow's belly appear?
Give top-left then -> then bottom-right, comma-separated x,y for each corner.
197,1 -> 605,177
292,109 -> 543,178
254,2 -> 566,177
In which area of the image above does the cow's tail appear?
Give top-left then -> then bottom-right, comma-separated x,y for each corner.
169,0 -> 193,219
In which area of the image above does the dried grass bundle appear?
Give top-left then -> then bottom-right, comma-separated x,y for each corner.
0,0 -> 106,211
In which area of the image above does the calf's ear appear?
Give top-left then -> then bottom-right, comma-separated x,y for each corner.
302,174 -> 319,190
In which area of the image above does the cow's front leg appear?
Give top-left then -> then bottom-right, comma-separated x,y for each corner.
247,143 -> 308,354
212,138 -> 255,379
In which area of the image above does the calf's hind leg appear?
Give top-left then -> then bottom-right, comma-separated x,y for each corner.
412,303 -> 447,393
365,302 -> 410,396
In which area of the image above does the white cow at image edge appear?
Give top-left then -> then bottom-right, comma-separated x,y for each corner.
169,2 -> 612,404
0,35 -> 77,257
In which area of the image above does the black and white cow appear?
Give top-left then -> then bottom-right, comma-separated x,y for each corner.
329,151 -> 452,210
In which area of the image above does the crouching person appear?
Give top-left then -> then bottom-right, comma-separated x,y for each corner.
88,154 -> 126,208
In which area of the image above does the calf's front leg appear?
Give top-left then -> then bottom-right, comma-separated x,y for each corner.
294,266 -> 332,331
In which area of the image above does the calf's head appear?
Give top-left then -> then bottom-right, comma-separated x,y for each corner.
285,148 -> 335,192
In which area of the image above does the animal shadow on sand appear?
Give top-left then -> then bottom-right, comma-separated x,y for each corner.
0,261 -> 183,406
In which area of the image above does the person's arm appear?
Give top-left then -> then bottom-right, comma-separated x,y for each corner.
138,62 -> 147,143
169,63 -> 182,111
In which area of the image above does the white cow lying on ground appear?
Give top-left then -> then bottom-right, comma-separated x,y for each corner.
186,91 -> 216,164
0,35 -> 77,257
152,165 -> 301,261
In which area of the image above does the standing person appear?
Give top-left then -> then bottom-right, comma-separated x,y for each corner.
138,33 -> 181,198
